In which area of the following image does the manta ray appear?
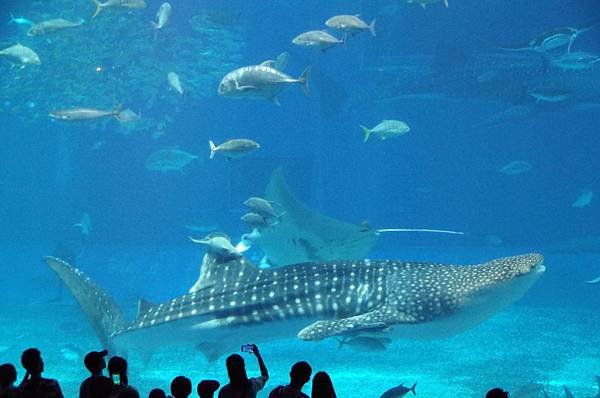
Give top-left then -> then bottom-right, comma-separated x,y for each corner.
45,251 -> 545,360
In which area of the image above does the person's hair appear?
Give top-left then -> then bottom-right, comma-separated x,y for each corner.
311,371 -> 336,398
290,361 -> 312,385
0,363 -> 17,387
20,348 -> 42,373
116,387 -> 140,398
108,356 -> 128,385
148,389 -> 167,398
226,354 -> 249,390
170,376 -> 192,398
486,388 -> 509,398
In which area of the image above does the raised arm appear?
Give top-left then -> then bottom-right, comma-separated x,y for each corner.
251,344 -> 269,381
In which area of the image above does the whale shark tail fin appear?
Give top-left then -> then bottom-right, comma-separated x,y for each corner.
44,256 -> 126,353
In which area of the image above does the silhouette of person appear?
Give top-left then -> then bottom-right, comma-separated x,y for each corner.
267,361 -> 312,398
311,372 -> 336,398
197,380 -> 220,398
0,363 -> 21,398
148,388 -> 167,398
87,376 -> 113,398
486,388 -> 509,398
80,350 -> 108,398
108,356 -> 130,396
171,376 -> 192,398
115,387 -> 140,398
19,348 -> 63,398
218,344 -> 269,398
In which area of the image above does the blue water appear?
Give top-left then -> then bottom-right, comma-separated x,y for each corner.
1,0 -> 600,397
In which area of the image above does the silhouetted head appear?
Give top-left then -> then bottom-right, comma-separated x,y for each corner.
197,380 -> 220,398
148,388 -> 167,398
289,361 -> 312,386
88,375 -> 113,398
170,376 -> 192,398
108,355 -> 128,385
21,348 -> 43,375
116,387 -> 140,398
311,371 -> 336,398
486,388 -> 509,398
0,363 -> 17,387
225,354 -> 248,388
84,350 -> 108,374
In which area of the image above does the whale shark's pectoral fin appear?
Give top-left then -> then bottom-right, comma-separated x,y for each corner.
195,342 -> 231,362
297,306 -> 416,341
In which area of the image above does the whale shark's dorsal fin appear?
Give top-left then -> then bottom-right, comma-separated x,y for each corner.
190,252 -> 260,293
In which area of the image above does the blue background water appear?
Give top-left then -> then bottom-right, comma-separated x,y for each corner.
1,0 -> 600,397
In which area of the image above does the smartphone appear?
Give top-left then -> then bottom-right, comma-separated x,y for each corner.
113,374 -> 121,385
241,344 -> 253,353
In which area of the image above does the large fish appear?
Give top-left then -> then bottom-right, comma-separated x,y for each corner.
292,30 -> 344,52
0,43 -> 41,65
152,2 -> 171,30
92,0 -> 147,19
49,105 -> 122,121
218,63 -> 310,105
44,252 -> 544,359
325,15 -> 376,37
27,18 -> 84,36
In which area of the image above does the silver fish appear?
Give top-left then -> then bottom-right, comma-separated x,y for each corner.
9,14 -> 34,26
380,382 -> 417,398
0,43 -> 41,65
499,160 -> 532,175
49,105 -> 122,121
361,120 -> 410,142
218,63 -> 310,105
241,213 -> 271,229
152,2 -> 171,29
243,197 -> 282,219
551,51 -> 600,70
27,18 -> 84,36
292,30 -> 344,52
92,0 -> 147,18
167,72 -> 184,95
527,88 -> 570,103
325,15 -> 376,37
188,233 -> 240,258
144,148 -> 197,173
209,139 -> 260,159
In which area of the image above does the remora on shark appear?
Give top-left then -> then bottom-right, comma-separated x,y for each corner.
45,251 -> 545,361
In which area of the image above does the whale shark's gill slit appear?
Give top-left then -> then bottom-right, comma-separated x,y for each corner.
44,256 -> 126,353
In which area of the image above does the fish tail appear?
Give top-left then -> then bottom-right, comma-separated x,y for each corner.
360,125 -> 371,142
8,13 -> 14,25
369,19 -> 376,37
209,140 -> 217,159
111,103 -> 123,119
443,0 -> 449,7
92,0 -> 103,18
410,382 -> 417,395
298,66 -> 311,96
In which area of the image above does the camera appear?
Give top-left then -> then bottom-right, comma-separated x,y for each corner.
241,344 -> 253,353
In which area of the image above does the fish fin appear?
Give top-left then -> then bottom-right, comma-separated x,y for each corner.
369,19 -> 376,37
136,298 -> 156,318
92,0 -> 103,18
238,85 -> 256,92
360,125 -> 371,142
444,0 -> 449,7
195,342 -> 230,362
260,60 -> 276,68
410,382 -> 417,395
270,96 -> 281,106
151,21 -> 158,29
209,140 -> 217,159
298,66 -> 311,96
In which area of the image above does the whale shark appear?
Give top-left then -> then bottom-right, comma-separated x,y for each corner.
44,251 -> 544,360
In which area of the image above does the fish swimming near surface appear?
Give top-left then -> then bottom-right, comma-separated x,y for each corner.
0,43 -> 41,65
209,139 -> 260,159
8,14 -> 34,26
292,30 -> 345,52
27,18 -> 85,36
405,0 -> 448,9
218,63 -> 310,105
152,2 -> 171,29
551,51 -> 600,71
167,72 -> 184,95
379,382 -> 417,398
499,160 -> 532,175
585,276 -> 600,284
49,105 -> 122,121
572,191 -> 593,208
361,120 -> 410,142
91,0 -> 147,19
44,251 -> 544,359
325,15 -> 376,37
336,335 -> 391,352
144,148 -> 197,173
73,212 -> 92,236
